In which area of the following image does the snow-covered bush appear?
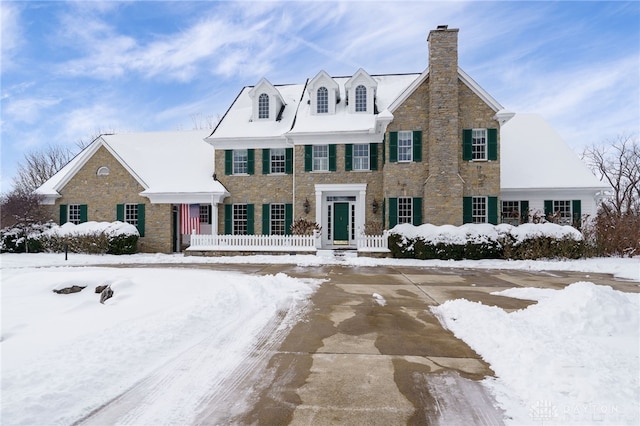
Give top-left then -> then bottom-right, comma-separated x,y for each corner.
389,223 -> 585,260
38,221 -> 139,255
0,222 -> 55,253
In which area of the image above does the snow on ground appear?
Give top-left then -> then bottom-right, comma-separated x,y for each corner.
1,253 -> 638,425
1,262 -> 319,425
433,282 -> 640,425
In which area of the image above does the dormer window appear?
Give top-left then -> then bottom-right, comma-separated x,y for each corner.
355,85 -> 367,112
317,87 -> 328,114
258,93 -> 269,119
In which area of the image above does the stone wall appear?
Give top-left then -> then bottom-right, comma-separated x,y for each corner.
50,146 -> 172,253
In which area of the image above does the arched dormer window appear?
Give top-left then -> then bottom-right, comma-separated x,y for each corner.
258,93 -> 269,119
355,85 -> 367,112
317,87 -> 328,114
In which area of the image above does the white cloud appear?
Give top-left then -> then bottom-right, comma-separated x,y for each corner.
0,2 -> 22,71
4,97 -> 61,124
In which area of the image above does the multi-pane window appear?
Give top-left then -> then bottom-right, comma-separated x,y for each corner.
270,148 -> 285,174
398,197 -> 413,224
233,204 -> 248,235
68,204 -> 81,225
258,93 -> 269,119
472,128 -> 487,160
270,204 -> 286,235
313,145 -> 329,171
317,87 -> 328,114
353,144 -> 370,170
355,85 -> 367,112
199,205 -> 210,224
233,149 -> 248,174
398,131 -> 413,162
125,204 -> 138,228
502,201 -> 521,225
472,197 -> 487,223
553,200 -> 572,224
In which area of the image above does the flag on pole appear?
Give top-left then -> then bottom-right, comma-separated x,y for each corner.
180,204 -> 201,234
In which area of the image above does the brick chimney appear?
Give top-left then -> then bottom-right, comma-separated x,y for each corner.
425,25 -> 464,224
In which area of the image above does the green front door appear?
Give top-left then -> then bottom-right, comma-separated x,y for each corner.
333,203 -> 349,244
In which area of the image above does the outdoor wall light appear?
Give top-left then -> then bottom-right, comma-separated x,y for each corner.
372,199 -> 379,214
303,198 -> 311,214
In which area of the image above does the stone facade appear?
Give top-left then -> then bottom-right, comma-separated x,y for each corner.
47,146 -> 173,253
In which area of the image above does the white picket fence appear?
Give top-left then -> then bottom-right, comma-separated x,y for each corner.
189,231 -> 390,253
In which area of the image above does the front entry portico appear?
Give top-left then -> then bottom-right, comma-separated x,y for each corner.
315,184 -> 367,249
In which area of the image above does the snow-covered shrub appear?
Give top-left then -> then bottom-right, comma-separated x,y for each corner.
38,221 -> 139,255
389,223 -> 585,260
0,222 -> 55,253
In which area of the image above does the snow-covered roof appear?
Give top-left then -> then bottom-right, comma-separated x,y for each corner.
290,74 -> 419,136
206,84 -> 305,147
36,130 -> 229,204
501,114 -> 609,191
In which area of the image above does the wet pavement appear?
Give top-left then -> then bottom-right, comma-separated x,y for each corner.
191,263 -> 636,425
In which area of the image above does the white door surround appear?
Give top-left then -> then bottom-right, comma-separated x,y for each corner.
314,183 -> 367,248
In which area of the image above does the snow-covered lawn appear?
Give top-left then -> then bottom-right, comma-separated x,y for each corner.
1,253 -> 638,425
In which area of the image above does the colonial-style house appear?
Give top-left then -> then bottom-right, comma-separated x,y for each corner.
35,26 -> 609,254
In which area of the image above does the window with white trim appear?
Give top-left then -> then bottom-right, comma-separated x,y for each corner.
313,145 -> 329,171
553,200 -> 572,225
125,203 -> 138,228
502,201 -> 521,225
353,144 -> 369,170
271,148 -> 285,174
317,87 -> 328,114
258,93 -> 269,119
68,204 -> 81,225
398,197 -> 412,224
233,149 -> 248,174
270,204 -> 285,235
472,197 -> 487,223
199,205 -> 210,224
472,128 -> 487,160
398,131 -> 413,162
233,204 -> 247,235
355,85 -> 367,112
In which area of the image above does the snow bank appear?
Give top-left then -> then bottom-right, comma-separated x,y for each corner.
432,282 -> 640,425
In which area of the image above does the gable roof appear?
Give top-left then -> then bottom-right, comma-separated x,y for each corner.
501,114 -> 609,191
36,130 -> 229,204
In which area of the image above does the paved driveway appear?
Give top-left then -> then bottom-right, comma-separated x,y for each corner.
191,264 -> 635,425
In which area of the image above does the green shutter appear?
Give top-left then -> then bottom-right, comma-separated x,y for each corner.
572,200 -> 582,225
329,144 -> 336,171
413,131 -> 422,162
389,132 -> 398,163
382,199 -> 386,226
224,204 -> 232,234
488,128 -> 498,161
488,196 -> 498,225
388,198 -> 398,228
304,145 -> 312,172
382,134 -> 386,166
137,203 -> 145,237
412,197 -> 422,225
59,204 -> 68,225
246,204 -> 255,235
520,200 -> 529,223
463,197 -> 473,224
285,148 -> 293,174
370,143 -> 378,171
544,200 -> 553,218
247,149 -> 255,175
262,204 -> 270,235
463,129 -> 472,161
262,149 -> 270,175
116,204 -> 124,222
285,204 -> 293,235
79,204 -> 88,223
345,144 -> 353,171
225,150 -> 232,175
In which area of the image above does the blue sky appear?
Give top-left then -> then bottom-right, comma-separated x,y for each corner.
1,1 -> 639,193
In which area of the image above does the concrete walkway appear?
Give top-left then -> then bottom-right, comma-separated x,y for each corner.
189,263 -> 635,425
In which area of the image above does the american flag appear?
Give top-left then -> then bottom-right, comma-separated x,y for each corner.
180,204 -> 201,235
